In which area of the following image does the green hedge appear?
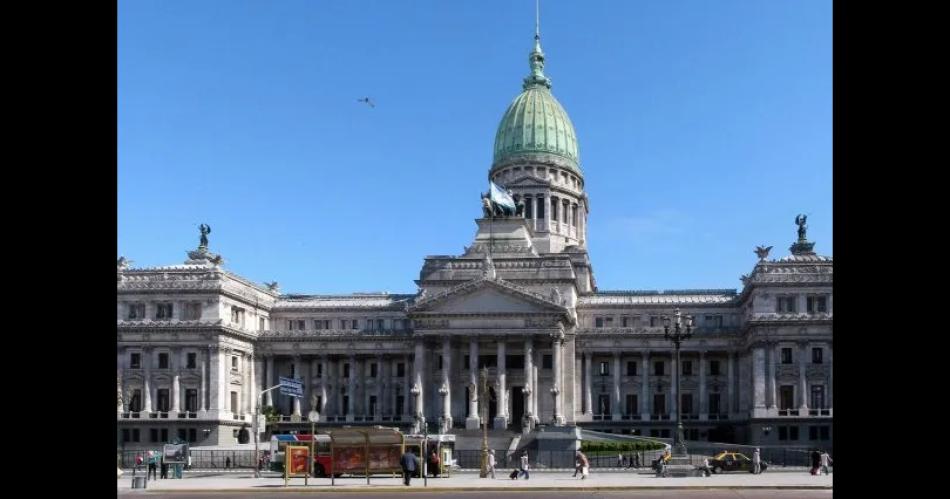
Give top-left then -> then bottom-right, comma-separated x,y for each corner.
581,440 -> 665,453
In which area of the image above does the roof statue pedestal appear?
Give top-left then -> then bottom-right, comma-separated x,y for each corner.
463,217 -> 539,259
185,223 -> 224,266
790,214 -> 817,256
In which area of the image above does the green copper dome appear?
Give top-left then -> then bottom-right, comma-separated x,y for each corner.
493,35 -> 580,171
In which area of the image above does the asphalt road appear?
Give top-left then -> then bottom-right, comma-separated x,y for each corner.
120,491 -> 833,499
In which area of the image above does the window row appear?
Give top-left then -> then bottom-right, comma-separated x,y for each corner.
124,388 -> 200,413
121,427 -> 200,444
129,351 -> 199,370
595,359 -> 724,377
779,346 -> 827,364
594,392 -> 727,416
594,315 -> 726,329
775,294 -> 830,314
776,425 -> 831,441
778,385 -> 827,410
286,318 -> 409,332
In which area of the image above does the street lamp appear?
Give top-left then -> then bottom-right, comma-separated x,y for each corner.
479,367 -> 490,478
663,308 -> 694,457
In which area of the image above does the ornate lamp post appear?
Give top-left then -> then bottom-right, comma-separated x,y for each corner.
549,384 -> 560,424
410,383 -> 424,434
663,308 -> 694,457
438,383 -> 450,434
521,384 -> 532,433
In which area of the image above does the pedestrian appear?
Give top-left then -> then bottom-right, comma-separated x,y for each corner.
810,449 -> 821,475
820,451 -> 832,475
429,449 -> 441,478
578,451 -> 589,479
187,454 -> 192,471
400,449 -> 418,486
697,457 -> 712,477
752,448 -> 761,474
225,456 -> 231,469
617,452 -> 624,468
134,454 -> 143,476
519,451 -> 530,480
487,449 -> 497,479
633,452 -> 640,469
148,453 -> 157,480
160,457 -> 168,479
573,451 -> 583,477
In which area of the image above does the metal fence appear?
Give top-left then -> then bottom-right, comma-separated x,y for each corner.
119,450 -> 260,470
453,449 -> 670,470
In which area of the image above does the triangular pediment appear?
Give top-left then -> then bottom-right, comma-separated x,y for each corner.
409,277 -> 568,317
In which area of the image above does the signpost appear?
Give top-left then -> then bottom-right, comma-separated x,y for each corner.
255,377 -> 304,479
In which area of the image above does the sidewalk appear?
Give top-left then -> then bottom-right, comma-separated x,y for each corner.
118,470 -> 833,493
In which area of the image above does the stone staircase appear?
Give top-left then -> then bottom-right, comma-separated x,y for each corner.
451,428 -> 518,451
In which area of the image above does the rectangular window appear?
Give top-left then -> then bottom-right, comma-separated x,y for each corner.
653,394 -> 666,415
650,316 -> 659,327
185,389 -> 198,412
397,363 -> 405,377
158,353 -> 169,369
187,353 -> 197,369
626,361 -> 637,376
781,348 -> 793,364
625,394 -> 637,415
810,385 -> 825,409
377,319 -> 384,330
778,426 -> 788,441
128,303 -> 145,320
819,426 -> 830,440
230,391 -> 238,413
339,320 -> 347,330
130,390 -> 142,412
150,429 -> 159,443
188,428 -> 197,443
122,429 -> 130,443
259,317 -> 266,331
369,396 -> 377,417
779,386 -> 795,410
343,364 -> 350,378
682,361 -> 692,376
463,355 -> 469,369
604,317 -> 613,327
790,426 -> 799,441
809,426 -> 818,440
396,396 -> 405,415
621,316 -> 629,327
288,320 -> 295,331
654,361 -> 665,376
161,428 -> 168,442
366,319 -> 376,331
296,320 -> 305,330
536,196 -> 545,219
806,296 -> 828,313
709,393 -> 721,415
551,197 -> 558,221
525,197 -> 533,219
812,348 -> 823,364
776,296 -> 797,313
543,355 -> 553,369
438,356 -> 443,369
230,307 -> 245,326
184,302 -> 202,320
157,389 -> 169,412
681,394 -> 693,415
316,363 -> 323,378
155,303 -> 174,319
290,364 -> 295,378
130,353 -> 141,369
704,315 -> 723,328
370,363 -> 378,378
178,429 -> 187,442
507,355 -> 524,369
710,360 -> 721,376
131,429 -> 140,442
231,356 -> 239,371
597,394 -> 610,415
351,320 -> 359,330
314,320 -> 323,330
595,318 -> 603,328
599,361 -> 609,376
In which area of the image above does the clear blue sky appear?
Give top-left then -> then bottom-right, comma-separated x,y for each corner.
118,0 -> 832,294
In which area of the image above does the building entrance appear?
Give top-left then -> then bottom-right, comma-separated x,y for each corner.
511,386 -> 525,429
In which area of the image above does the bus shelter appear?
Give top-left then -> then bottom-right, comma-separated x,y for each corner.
326,427 -> 404,485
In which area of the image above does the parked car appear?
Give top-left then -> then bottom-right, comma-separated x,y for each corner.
708,451 -> 768,474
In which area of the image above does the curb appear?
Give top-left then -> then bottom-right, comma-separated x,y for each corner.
131,485 -> 834,494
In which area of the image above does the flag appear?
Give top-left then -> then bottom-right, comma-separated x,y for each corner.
489,181 -> 516,213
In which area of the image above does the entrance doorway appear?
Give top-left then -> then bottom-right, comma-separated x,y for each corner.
511,386 -> 525,429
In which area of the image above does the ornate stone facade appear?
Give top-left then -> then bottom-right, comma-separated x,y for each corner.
117,29 -> 831,450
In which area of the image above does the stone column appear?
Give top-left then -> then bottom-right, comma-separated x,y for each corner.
583,351 -> 592,416
551,332 -> 565,425
248,353 -> 256,415
827,346 -> 833,409
199,348 -> 208,414
727,351 -> 736,416
528,339 -> 538,420
768,344 -> 778,411
798,342 -> 809,411
320,355 -> 329,416
466,338 -> 480,429
265,355 -> 275,407
117,349 -> 125,413
532,363 -> 540,423
440,337 -> 453,432
495,339 -> 508,428
376,354 -> 385,420
143,347 -> 153,413
171,348 -> 181,415
404,355 -> 413,420
641,351 -> 650,420
698,351 -> 707,420
221,348 -> 231,415
347,354 -> 356,422
413,340 -> 425,425
337,358 -> 345,418
752,347 -> 767,417
390,357 -> 399,418
612,351 -> 622,420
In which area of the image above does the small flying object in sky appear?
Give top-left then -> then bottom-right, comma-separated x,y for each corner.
357,97 -> 375,108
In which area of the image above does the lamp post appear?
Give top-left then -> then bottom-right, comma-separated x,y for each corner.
410,383 -> 423,434
308,410 -> 319,483
663,308 -> 694,457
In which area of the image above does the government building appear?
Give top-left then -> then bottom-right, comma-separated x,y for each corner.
117,29 -> 832,451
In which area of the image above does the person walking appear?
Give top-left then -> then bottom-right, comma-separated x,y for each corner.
147,453 -> 158,480
573,451 -> 583,477
160,457 -> 168,479
519,451 -> 530,480
810,449 -> 821,475
633,452 -> 640,469
697,457 -> 712,477
752,448 -> 761,474
617,453 -> 625,468
429,449 -> 441,478
487,449 -> 497,479
820,451 -> 832,475
225,456 -> 231,469
400,449 -> 418,486
578,451 -> 590,479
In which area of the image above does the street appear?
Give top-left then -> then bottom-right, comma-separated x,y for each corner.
120,491 -> 834,499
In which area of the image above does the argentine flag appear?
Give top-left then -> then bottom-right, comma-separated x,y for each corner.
489,181 -> 516,213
